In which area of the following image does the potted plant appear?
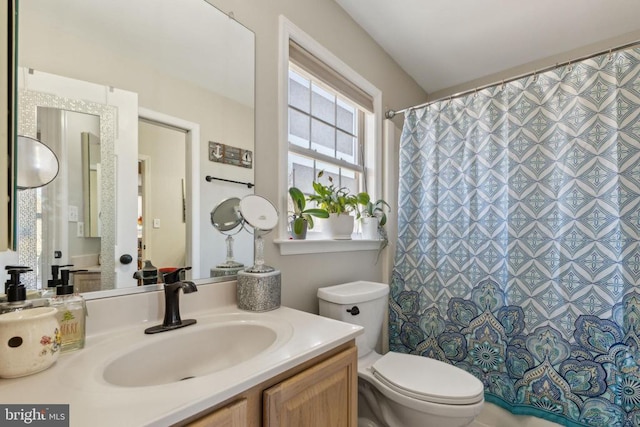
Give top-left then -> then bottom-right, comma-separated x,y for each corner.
288,187 -> 329,239
308,171 -> 369,239
359,198 -> 391,240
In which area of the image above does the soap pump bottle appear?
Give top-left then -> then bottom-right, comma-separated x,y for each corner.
50,268 -> 86,353
0,267 -> 34,314
42,264 -> 73,298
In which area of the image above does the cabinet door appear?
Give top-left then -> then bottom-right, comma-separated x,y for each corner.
263,346 -> 357,427
188,398 -> 247,427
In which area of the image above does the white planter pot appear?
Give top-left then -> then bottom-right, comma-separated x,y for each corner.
321,213 -> 354,240
361,217 -> 379,240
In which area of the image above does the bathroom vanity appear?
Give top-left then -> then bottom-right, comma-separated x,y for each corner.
0,281 -> 361,426
187,343 -> 357,426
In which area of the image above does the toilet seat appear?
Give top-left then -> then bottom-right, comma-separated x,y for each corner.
371,352 -> 484,405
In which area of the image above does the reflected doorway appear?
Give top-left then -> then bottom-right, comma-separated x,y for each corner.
137,119 -> 187,282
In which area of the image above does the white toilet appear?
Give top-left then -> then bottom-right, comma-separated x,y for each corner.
318,281 -> 484,427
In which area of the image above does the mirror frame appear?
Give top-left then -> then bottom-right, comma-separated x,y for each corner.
2,0 -> 16,251
17,88 -> 117,290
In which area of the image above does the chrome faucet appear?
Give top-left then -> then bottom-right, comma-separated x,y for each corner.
144,268 -> 198,334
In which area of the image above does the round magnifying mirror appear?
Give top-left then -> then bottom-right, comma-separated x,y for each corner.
210,197 -> 242,233
239,195 -> 279,232
17,135 -> 60,189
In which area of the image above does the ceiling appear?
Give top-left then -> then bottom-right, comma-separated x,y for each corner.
335,0 -> 640,97
22,0 -> 255,106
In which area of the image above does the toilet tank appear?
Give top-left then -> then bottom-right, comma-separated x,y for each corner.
317,281 -> 389,357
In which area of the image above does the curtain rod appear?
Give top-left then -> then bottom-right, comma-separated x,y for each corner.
385,40 -> 640,119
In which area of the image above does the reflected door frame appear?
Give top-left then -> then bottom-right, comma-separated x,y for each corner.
17,69 -> 131,289
138,108 -> 200,279
137,154 -> 151,268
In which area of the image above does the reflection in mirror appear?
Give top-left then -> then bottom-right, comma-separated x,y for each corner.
17,90 -> 117,291
138,119 -> 187,271
82,132 -> 101,237
15,0 -> 255,294
210,197 -> 244,277
16,135 -> 59,189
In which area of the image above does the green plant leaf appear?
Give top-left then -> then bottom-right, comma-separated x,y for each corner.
288,187 -> 306,213
356,192 -> 370,205
304,208 -> 329,218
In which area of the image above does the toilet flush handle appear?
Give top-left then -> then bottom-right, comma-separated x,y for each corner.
347,306 -> 360,315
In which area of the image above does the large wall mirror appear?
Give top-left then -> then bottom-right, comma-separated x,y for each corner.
15,0 -> 255,293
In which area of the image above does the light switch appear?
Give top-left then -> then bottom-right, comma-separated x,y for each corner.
153,218 -> 161,228
68,205 -> 79,222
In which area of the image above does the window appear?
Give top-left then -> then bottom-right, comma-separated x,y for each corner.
277,24 -> 382,253
287,41 -> 374,211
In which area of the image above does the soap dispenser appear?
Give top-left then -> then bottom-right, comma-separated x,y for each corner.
50,268 -> 86,353
0,267 -> 35,314
42,264 -> 73,298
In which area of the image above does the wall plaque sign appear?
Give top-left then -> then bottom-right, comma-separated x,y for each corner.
208,141 -> 253,169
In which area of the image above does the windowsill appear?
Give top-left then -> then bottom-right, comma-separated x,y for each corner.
274,233 -> 383,255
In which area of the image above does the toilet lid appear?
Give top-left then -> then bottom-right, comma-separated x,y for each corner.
371,353 -> 484,405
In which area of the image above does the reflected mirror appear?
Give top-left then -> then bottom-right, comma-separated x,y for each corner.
16,135 -> 59,189
211,198 -> 243,232
15,0 -> 255,292
82,132 -> 101,238
210,197 -> 244,277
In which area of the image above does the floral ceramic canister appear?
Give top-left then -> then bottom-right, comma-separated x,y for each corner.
0,307 -> 61,378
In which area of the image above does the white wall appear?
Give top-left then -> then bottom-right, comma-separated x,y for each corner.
205,0 -> 428,313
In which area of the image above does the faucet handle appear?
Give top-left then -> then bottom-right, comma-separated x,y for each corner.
163,267 -> 192,284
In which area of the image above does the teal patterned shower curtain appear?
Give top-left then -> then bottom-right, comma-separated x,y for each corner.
390,47 -> 640,427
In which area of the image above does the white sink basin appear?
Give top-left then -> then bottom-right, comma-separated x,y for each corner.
102,317 -> 291,387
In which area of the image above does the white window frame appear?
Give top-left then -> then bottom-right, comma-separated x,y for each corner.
275,16 -> 383,255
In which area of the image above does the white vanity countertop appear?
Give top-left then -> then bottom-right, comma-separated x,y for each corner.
0,281 -> 362,426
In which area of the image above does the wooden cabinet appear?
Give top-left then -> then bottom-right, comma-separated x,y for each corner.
264,345 -> 357,427
183,342 -> 357,427
188,399 -> 247,427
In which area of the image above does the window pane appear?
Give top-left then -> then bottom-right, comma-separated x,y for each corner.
311,118 -> 335,157
288,62 -> 367,215
289,70 -> 310,113
311,84 -> 335,125
289,153 -> 315,195
289,108 -> 310,148
341,169 -> 358,195
337,131 -> 356,164
337,99 -> 356,134
316,161 -> 341,188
